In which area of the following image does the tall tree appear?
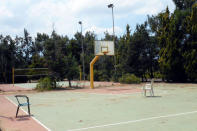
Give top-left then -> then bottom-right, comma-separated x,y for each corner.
0,35 -> 16,83
43,31 -> 68,80
183,4 -> 197,81
128,22 -> 150,80
172,0 -> 196,10
43,31 -> 79,86
117,24 -> 132,75
157,7 -> 187,81
83,31 -> 95,78
21,29 -> 33,66
64,54 -> 79,87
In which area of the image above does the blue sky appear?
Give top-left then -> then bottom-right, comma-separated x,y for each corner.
0,0 -> 175,39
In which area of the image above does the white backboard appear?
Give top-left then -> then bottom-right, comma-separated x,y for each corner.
94,41 -> 114,56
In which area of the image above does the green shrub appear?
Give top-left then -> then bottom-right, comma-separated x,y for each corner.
92,70 -> 110,81
153,72 -> 163,78
36,77 -> 56,91
119,74 -> 141,84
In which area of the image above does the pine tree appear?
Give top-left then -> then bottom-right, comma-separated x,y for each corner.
183,4 -> 197,81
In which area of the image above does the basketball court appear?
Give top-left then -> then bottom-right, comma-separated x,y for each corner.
1,82 -> 197,131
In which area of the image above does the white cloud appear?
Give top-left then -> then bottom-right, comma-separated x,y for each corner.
0,0 -> 175,38
0,6 -> 13,18
133,0 -> 164,15
85,26 -> 123,36
117,0 -> 139,7
115,0 -> 175,16
67,0 -> 110,14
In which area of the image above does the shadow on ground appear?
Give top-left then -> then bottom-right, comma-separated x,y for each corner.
145,96 -> 162,98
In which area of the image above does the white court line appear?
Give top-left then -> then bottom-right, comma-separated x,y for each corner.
5,96 -> 51,131
67,110 -> 197,131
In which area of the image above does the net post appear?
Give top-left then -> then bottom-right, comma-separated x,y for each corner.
12,67 -> 14,87
79,65 -> 82,81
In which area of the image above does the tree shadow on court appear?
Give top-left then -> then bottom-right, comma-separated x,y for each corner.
145,96 -> 162,98
33,86 -> 85,92
16,115 -> 32,121
0,116 -> 14,121
54,86 -> 85,90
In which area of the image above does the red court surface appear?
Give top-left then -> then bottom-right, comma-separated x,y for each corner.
0,95 -> 47,131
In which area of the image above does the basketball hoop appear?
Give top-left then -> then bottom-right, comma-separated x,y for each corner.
94,41 -> 114,56
101,46 -> 109,55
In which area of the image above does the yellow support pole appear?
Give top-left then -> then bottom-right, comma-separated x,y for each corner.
12,67 -> 14,87
90,56 -> 100,89
79,65 -> 82,81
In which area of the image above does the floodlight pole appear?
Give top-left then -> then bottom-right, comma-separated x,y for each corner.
108,3 -> 117,80
108,4 -> 115,38
79,21 -> 85,81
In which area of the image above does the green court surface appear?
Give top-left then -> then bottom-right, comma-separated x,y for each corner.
7,83 -> 197,131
